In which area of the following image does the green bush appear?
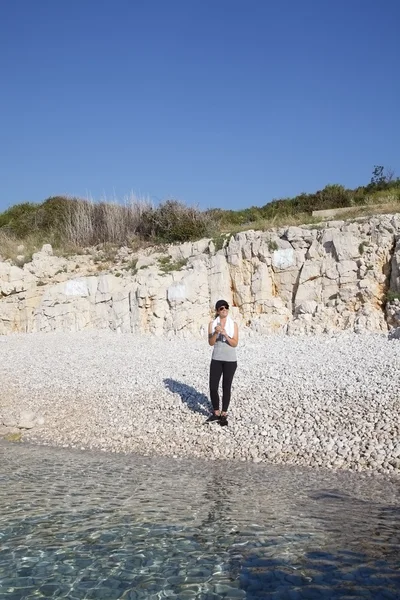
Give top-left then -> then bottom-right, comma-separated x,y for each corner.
0,202 -> 39,237
211,234 -> 226,252
386,291 -> 400,302
36,196 -> 71,232
158,256 -> 188,273
143,200 -> 214,243
268,240 -> 279,252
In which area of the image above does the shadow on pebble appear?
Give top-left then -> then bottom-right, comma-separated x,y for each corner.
163,378 -> 210,416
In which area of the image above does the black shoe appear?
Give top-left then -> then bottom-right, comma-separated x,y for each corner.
205,414 -> 220,424
219,415 -> 228,427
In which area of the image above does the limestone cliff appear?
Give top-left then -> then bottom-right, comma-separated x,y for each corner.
1,213 -> 400,336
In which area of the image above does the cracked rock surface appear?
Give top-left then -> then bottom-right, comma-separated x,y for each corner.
1,213 -> 400,336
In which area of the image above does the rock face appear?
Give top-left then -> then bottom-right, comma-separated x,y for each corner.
1,213 -> 400,336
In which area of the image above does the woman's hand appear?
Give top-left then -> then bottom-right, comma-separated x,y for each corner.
216,326 -> 228,337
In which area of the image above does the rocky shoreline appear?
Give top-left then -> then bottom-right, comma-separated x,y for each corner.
1,330 -> 399,478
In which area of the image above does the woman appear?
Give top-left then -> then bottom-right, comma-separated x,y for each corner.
206,300 -> 239,427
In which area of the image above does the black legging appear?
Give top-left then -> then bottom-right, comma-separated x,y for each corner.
209,359 -> 237,413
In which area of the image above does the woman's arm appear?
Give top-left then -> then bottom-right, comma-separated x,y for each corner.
222,323 -> 239,348
208,322 -> 220,346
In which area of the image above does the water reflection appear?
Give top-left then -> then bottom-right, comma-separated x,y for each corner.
0,441 -> 399,599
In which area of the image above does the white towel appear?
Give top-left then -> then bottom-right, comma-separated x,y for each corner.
212,315 -> 235,338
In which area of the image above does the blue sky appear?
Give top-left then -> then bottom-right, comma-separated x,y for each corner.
1,0 -> 399,212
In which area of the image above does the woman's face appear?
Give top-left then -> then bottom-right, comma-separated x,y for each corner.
217,306 -> 229,317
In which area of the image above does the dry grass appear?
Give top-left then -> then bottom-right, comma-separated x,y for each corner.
226,195 -> 400,236
0,231 -> 38,264
220,212 -> 322,235
63,194 -> 153,246
312,201 -> 400,224
362,189 -> 400,205
0,230 -> 91,265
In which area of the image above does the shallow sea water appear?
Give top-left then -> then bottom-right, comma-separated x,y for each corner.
0,441 -> 399,600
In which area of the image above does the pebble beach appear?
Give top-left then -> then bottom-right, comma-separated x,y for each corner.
1,330 -> 399,478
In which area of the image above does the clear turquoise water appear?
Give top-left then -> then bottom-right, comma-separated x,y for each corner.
0,441 -> 399,599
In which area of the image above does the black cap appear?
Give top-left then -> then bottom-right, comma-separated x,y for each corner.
215,299 -> 229,310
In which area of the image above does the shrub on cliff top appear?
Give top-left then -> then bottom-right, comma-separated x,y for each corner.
0,196 -> 216,248
0,197 -> 73,242
0,202 -> 39,237
139,200 -> 215,243
1,167 -> 399,248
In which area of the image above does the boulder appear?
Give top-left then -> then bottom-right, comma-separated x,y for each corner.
18,410 -> 37,429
